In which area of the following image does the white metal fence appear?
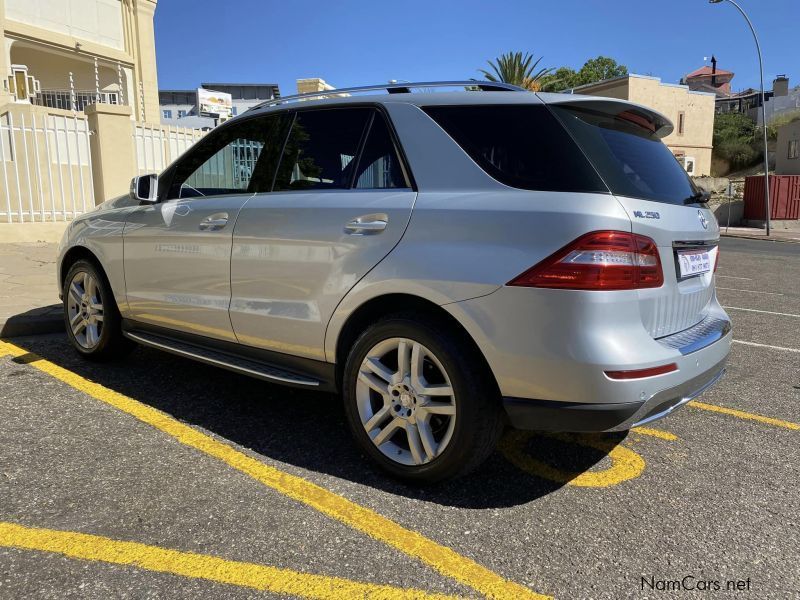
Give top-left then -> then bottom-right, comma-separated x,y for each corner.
133,123 -> 205,175
0,110 -> 94,223
0,111 -> 206,223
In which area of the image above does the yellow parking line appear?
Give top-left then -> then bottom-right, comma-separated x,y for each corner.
0,521 -> 456,599
689,401 -> 800,431
498,432 -> 646,488
630,427 -> 678,441
0,340 -> 549,600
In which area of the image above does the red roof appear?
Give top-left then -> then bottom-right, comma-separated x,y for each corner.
686,65 -> 734,79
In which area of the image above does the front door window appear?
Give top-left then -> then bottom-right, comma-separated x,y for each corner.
165,113 -> 290,200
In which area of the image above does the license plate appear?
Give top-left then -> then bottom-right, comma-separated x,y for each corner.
677,249 -> 712,278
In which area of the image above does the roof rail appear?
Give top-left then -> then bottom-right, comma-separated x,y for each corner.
247,80 -> 525,112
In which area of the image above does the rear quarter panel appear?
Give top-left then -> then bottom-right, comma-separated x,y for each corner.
324,190 -> 632,362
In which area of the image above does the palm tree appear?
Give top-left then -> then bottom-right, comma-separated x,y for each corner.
479,52 -> 553,92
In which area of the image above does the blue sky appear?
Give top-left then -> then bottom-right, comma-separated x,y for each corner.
155,0 -> 798,96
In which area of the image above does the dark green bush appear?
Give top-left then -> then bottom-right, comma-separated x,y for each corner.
712,113 -> 762,172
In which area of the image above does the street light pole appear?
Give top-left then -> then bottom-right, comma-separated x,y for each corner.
709,0 -> 771,235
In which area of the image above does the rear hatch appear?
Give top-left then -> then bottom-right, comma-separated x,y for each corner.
546,97 -> 719,338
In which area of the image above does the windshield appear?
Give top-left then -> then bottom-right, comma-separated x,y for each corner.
551,105 -> 701,205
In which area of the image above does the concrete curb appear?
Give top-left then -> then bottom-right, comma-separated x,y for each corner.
0,305 -> 65,338
721,232 -> 800,244
0,222 -> 69,244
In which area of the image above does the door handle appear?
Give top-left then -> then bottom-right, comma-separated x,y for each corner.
344,214 -> 388,235
199,213 -> 229,231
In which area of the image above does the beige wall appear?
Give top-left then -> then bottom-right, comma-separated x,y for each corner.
296,78 -> 335,95
85,102 -> 135,202
9,42 -> 123,92
776,120 -> 800,175
0,0 -> 10,104
5,0 -> 125,50
576,75 -> 715,176
627,77 -> 715,177
129,0 -> 159,122
572,79 -> 630,100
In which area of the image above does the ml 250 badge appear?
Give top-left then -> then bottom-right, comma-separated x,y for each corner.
633,210 -> 661,219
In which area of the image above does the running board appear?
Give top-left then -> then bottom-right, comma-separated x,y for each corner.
123,330 -> 320,387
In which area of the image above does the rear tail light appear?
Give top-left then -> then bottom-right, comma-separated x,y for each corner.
507,231 -> 663,290
605,363 -> 678,380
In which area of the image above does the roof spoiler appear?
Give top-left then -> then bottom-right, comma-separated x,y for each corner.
536,94 -> 674,138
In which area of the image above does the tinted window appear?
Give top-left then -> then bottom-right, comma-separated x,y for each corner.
551,106 -> 700,205
422,105 -> 605,193
274,108 -> 371,191
166,114 -> 289,200
354,113 -> 408,189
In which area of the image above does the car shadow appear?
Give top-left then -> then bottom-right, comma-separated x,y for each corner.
16,334 -> 630,509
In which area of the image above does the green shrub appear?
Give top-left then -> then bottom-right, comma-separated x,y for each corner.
714,113 -> 755,145
716,139 -> 758,170
712,113 -> 762,172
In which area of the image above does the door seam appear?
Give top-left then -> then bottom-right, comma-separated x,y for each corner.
226,192 -> 257,344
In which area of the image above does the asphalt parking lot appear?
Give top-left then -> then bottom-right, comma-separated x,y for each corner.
0,236 -> 798,599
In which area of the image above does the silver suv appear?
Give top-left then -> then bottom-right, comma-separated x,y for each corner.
58,81 -> 731,482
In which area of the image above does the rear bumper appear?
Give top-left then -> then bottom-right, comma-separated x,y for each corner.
503,358 -> 726,432
444,284 -> 732,430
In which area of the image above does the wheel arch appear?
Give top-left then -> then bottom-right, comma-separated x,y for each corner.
332,293 -> 500,396
60,245 -> 102,292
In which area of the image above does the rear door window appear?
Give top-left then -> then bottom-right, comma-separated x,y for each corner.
551,105 -> 701,205
353,112 -> 409,189
274,108 -> 371,191
422,104 -> 606,193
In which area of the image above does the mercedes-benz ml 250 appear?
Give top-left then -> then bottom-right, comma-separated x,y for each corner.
58,81 -> 731,482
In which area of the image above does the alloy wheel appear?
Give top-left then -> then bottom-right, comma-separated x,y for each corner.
66,271 -> 104,349
355,337 -> 456,466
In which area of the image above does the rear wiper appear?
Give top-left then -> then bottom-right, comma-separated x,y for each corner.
683,190 -> 710,205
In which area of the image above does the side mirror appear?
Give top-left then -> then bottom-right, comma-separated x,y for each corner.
130,174 -> 158,203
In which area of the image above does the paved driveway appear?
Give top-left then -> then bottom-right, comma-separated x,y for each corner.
1,237 -> 798,598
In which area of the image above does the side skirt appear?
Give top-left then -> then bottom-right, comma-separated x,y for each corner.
122,320 -> 337,392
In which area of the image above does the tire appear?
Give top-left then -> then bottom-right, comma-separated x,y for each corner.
342,313 -> 503,483
63,258 -> 135,361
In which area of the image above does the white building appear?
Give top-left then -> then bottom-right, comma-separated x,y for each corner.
159,83 -> 280,129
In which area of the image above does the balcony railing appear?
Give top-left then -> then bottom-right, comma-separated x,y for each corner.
32,89 -> 124,112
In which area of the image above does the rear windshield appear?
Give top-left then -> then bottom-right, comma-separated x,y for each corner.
550,105 -> 701,205
422,105 -> 606,193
